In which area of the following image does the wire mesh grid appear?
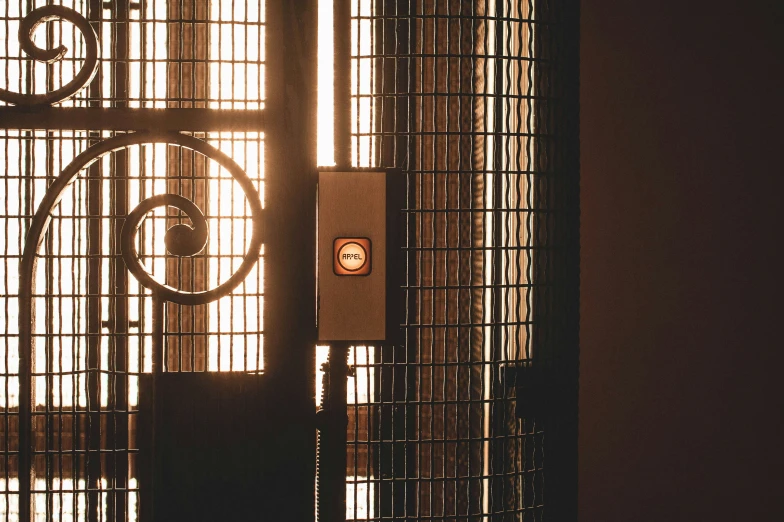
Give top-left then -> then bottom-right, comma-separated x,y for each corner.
0,0 -> 265,109
332,0 -> 578,520
0,0 -> 577,520
0,1 -> 266,520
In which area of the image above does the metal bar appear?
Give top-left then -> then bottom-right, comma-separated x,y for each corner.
16,7 -> 34,518
0,108 -> 266,132
148,293 -> 163,522
17,2 -> 33,516
264,1 -> 318,521
43,20 -> 57,518
85,128 -> 102,522
106,156 -> 131,512
107,0 -> 130,518
44,94 -> 55,522
152,294 -> 164,376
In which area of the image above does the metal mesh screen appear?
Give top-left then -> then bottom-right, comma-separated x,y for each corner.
0,1 -> 266,520
0,0 -> 577,520
333,0 -> 579,520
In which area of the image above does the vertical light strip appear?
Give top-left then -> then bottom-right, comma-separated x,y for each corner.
318,0 -> 335,167
350,0 -> 374,167
482,0 -> 535,514
482,0 -> 498,515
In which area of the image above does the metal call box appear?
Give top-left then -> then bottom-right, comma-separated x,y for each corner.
317,169 -> 403,342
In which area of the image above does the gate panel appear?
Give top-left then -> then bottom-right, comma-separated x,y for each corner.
0,1 -> 318,520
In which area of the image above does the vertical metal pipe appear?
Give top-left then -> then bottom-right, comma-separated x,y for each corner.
333,0 -> 352,169
319,342 -> 349,522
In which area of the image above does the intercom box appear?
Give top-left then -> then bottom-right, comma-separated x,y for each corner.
317,169 -> 404,342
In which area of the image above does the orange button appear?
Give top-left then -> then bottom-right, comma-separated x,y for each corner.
334,237 -> 371,276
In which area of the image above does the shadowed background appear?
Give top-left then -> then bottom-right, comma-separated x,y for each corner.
580,0 -> 784,520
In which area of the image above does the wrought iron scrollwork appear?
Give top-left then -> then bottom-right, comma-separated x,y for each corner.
20,130 -> 264,316
17,131 -> 264,512
0,5 -> 99,106
119,144 -> 264,305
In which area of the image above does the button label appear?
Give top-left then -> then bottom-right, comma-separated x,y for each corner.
334,238 -> 371,276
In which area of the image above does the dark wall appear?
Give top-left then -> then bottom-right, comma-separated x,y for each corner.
579,1 -> 784,521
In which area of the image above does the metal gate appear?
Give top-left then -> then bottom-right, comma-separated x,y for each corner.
0,1 -> 317,520
0,0 -> 578,521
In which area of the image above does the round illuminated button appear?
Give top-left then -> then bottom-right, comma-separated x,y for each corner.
337,242 -> 368,272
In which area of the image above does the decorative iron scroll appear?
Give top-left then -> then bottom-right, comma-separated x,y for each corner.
118,140 -> 264,305
16,131 -> 264,513
19,130 -> 264,322
0,5 -> 99,106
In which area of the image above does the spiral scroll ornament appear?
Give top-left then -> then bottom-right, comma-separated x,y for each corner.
121,189 -> 261,306
117,141 -> 263,306
0,5 -> 99,106
20,132 -> 263,315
